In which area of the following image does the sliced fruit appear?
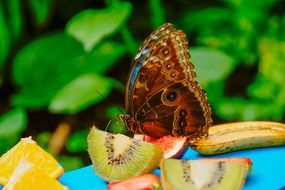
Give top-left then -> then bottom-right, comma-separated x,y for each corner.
201,157 -> 252,169
134,134 -> 189,158
192,121 -> 285,155
3,159 -> 68,190
87,127 -> 163,182
108,174 -> 161,190
160,158 -> 250,190
0,137 -> 64,185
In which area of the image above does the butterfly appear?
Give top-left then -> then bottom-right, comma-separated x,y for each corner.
119,23 -> 212,140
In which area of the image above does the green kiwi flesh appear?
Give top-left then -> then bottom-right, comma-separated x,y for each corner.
160,159 -> 249,190
87,127 -> 163,182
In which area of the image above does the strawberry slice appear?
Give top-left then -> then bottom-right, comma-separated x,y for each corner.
108,174 -> 161,190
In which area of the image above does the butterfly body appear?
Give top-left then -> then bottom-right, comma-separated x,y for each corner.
123,23 -> 212,140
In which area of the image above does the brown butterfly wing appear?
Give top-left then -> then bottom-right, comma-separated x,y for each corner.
133,23 -> 175,62
126,23 -> 175,113
138,81 -> 212,139
126,25 -> 196,114
126,23 -> 212,139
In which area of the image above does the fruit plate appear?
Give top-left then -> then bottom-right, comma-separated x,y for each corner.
1,146 -> 285,190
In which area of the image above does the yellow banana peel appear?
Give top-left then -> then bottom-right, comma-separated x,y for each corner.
192,121 -> 285,155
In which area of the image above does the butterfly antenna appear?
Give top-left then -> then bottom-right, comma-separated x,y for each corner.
94,89 -> 126,132
94,90 -> 119,115
95,90 -> 125,115
105,118 -> 114,132
95,90 -> 113,106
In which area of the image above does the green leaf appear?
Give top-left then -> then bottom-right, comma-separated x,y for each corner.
66,2 -> 132,51
191,47 -> 236,85
105,106 -> 129,134
215,97 -> 244,120
106,0 -> 121,6
149,0 -> 166,28
58,155 -> 84,171
222,0 -> 276,27
66,129 -> 88,153
37,131 -> 51,150
281,16 -> 285,41
259,39 -> 285,85
247,38 -> 285,115
223,0 -> 277,11
215,97 -> 283,121
120,26 -> 138,57
204,81 -> 224,105
28,0 -> 52,26
0,3 -> 10,68
106,118 -> 129,135
85,40 -> 127,73
49,73 -> 115,114
7,0 -> 23,41
180,5 -> 259,65
247,74 -> 279,101
12,32 -> 86,108
276,86 -> 285,107
0,108 -> 27,154
180,7 -> 232,32
106,105 -> 125,119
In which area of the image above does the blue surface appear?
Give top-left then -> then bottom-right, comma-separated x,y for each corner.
1,146 -> 285,189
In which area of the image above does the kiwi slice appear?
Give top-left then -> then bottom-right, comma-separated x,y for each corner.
87,127 -> 163,182
160,159 -> 249,190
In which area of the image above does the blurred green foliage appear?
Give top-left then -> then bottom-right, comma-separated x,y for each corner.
66,2 -> 132,51
0,0 -> 285,170
0,108 -> 27,155
49,73 -> 118,113
181,0 -> 285,121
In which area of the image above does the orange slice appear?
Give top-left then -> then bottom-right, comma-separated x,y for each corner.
3,159 -> 68,190
0,137 -> 64,185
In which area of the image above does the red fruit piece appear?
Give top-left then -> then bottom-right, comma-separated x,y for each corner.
134,134 -> 189,158
108,174 -> 161,190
